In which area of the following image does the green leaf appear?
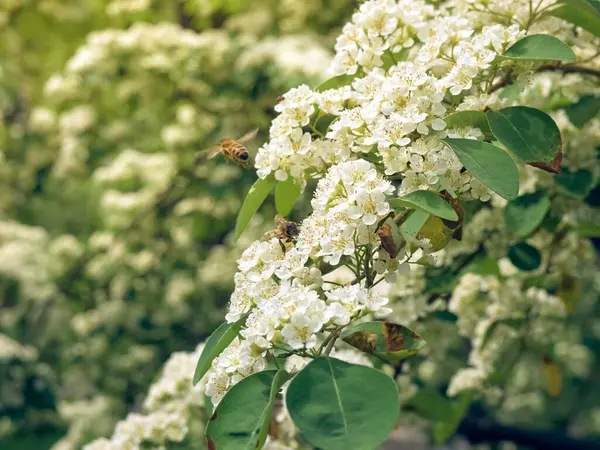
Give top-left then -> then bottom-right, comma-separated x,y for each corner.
341,321 -> 426,362
286,357 -> 399,450
461,254 -> 501,277
548,0 -> 600,38
315,74 -> 356,92
575,221 -> 600,237
433,393 -> 473,444
274,177 -> 301,217
480,318 -> 525,349
193,319 -> 245,385
500,82 -> 521,101
399,209 -> 429,240
444,111 -> 493,139
442,139 -> 519,200
235,176 -> 276,240
565,95 -> 600,128
389,190 -> 458,221
206,370 -> 289,450
406,389 -> 456,423
486,107 -> 562,163
502,34 -> 576,62
507,243 -> 542,271
504,191 -> 551,238
556,168 -> 596,198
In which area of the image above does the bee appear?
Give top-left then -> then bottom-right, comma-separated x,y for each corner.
197,128 -> 259,167
263,216 -> 300,246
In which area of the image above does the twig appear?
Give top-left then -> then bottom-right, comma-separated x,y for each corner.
490,64 -> 600,94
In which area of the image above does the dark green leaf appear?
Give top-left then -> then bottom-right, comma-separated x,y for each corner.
399,209 -> 429,239
442,139 -> 519,200
500,82 -> 521,101
390,190 -> 458,221
566,95 -> 600,128
502,34 -> 576,62
487,107 -> 562,163
508,243 -> 542,271
193,319 -> 245,385
480,318 -> 525,349
433,393 -> 473,444
556,168 -> 596,198
444,111 -> 493,139
341,321 -> 426,362
406,389 -> 456,423
274,177 -> 301,217
315,74 -> 356,92
235,176 -> 276,240
504,191 -> 551,238
548,0 -> 600,38
206,370 -> 289,450
286,357 -> 399,450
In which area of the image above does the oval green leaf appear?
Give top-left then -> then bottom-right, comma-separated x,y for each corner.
274,177 -> 301,217
508,243 -> 542,271
504,191 -> 551,238
193,318 -> 245,385
444,111 -> 493,139
315,74 -> 356,92
566,95 -> 600,128
502,34 -> 576,62
549,0 -> 600,38
486,107 -> 562,163
389,190 -> 458,221
235,176 -> 276,240
406,389 -> 456,423
206,370 -> 289,450
433,393 -> 473,444
341,321 -> 426,362
399,209 -> 430,240
286,357 -> 399,450
556,168 -> 596,198
442,139 -> 519,200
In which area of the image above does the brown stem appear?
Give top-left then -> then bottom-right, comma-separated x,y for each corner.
490,64 -> 600,93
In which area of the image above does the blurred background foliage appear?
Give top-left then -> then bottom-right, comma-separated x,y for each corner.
0,0 -> 355,448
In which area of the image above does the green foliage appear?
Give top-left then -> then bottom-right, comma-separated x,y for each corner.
444,111 -> 493,139
274,177 -> 302,217
486,107 -> 562,163
193,318 -> 246,385
548,0 -> 600,38
389,190 -> 458,221
235,177 -> 277,239
399,209 -> 430,239
442,139 -> 519,200
315,74 -> 356,92
341,321 -> 426,362
480,318 -> 525,349
504,191 -> 551,238
406,389 -> 457,423
286,357 -> 400,450
508,243 -> 542,271
205,370 -> 289,450
556,168 -> 596,198
432,393 -> 473,444
501,34 -> 576,62
565,95 -> 600,128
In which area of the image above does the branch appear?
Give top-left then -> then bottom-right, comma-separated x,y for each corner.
458,416 -> 600,450
490,64 -> 600,93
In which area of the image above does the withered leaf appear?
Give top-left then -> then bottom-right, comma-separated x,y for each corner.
528,151 -> 563,174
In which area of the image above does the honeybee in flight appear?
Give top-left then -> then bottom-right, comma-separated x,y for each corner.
197,128 -> 259,168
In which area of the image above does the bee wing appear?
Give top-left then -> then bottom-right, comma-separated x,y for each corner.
195,146 -> 220,164
237,128 -> 259,144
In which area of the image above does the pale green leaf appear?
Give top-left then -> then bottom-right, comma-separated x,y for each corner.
193,318 -> 245,385
399,209 -> 429,239
389,190 -> 458,221
444,111 -> 493,139
502,34 -> 576,62
315,74 -> 356,92
565,95 -> 600,128
274,177 -> 301,217
548,0 -> 600,38
235,177 -> 276,240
